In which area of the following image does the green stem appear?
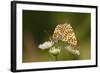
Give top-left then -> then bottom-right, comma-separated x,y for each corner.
50,54 -> 58,61
54,55 -> 58,61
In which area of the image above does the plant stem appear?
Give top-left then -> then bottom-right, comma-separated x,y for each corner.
54,55 -> 58,61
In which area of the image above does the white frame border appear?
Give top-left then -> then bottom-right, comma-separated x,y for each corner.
16,3 -> 97,70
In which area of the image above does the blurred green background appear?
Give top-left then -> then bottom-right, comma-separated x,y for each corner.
22,10 -> 91,63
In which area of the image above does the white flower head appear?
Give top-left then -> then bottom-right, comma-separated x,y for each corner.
75,50 -> 80,55
49,47 -> 61,55
38,41 -> 54,50
65,46 -> 80,55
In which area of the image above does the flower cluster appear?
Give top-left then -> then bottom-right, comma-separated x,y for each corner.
49,47 -> 61,56
38,41 -> 54,50
65,46 -> 80,55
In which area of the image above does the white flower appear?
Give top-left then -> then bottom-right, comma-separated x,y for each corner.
38,41 -> 54,50
49,47 -> 61,55
75,50 -> 80,55
65,46 -> 80,55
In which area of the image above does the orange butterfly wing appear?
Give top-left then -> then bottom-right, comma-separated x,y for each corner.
52,23 -> 78,48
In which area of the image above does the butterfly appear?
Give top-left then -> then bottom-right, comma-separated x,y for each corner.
52,23 -> 78,49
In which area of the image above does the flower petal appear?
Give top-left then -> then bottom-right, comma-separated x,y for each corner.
65,46 -> 80,55
38,41 -> 54,50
